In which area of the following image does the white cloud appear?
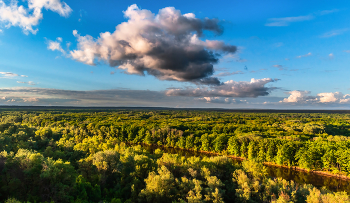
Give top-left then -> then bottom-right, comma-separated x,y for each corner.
280,90 -> 350,104
317,92 -> 350,103
319,9 -> 339,15
0,72 -> 28,78
344,50 -> 350,53
265,15 -> 314,26
329,53 -> 334,59
266,10 -> 338,27
320,29 -> 348,38
17,81 -> 36,85
198,97 -> 237,104
47,37 -> 65,53
166,78 -> 278,98
280,90 -> 314,103
296,52 -> 312,58
0,72 -> 19,77
0,0 -> 72,34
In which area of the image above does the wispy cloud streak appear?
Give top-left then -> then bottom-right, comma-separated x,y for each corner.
265,15 -> 313,26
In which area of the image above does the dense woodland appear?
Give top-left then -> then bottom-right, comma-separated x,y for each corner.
1,110 -> 350,202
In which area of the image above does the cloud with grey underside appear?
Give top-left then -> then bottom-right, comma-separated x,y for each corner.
67,4 -> 237,85
0,87 -> 177,106
0,79 -> 279,106
166,78 -> 279,97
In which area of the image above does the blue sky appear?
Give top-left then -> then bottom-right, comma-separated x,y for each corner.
0,0 -> 350,108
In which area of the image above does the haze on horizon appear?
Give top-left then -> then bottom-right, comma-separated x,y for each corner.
0,0 -> 349,109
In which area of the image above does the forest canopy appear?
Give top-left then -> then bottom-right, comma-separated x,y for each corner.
0,110 -> 350,202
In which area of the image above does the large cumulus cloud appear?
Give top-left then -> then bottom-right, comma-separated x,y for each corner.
166,78 -> 278,97
70,4 -> 237,85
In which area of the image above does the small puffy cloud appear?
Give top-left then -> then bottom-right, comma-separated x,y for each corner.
17,81 -> 36,85
329,53 -> 334,59
47,37 -> 65,53
343,50 -> 350,53
166,78 -> 278,98
70,4 -> 236,85
296,52 -> 312,58
72,29 -> 78,36
320,29 -> 348,38
265,15 -> 313,26
0,0 -> 72,34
